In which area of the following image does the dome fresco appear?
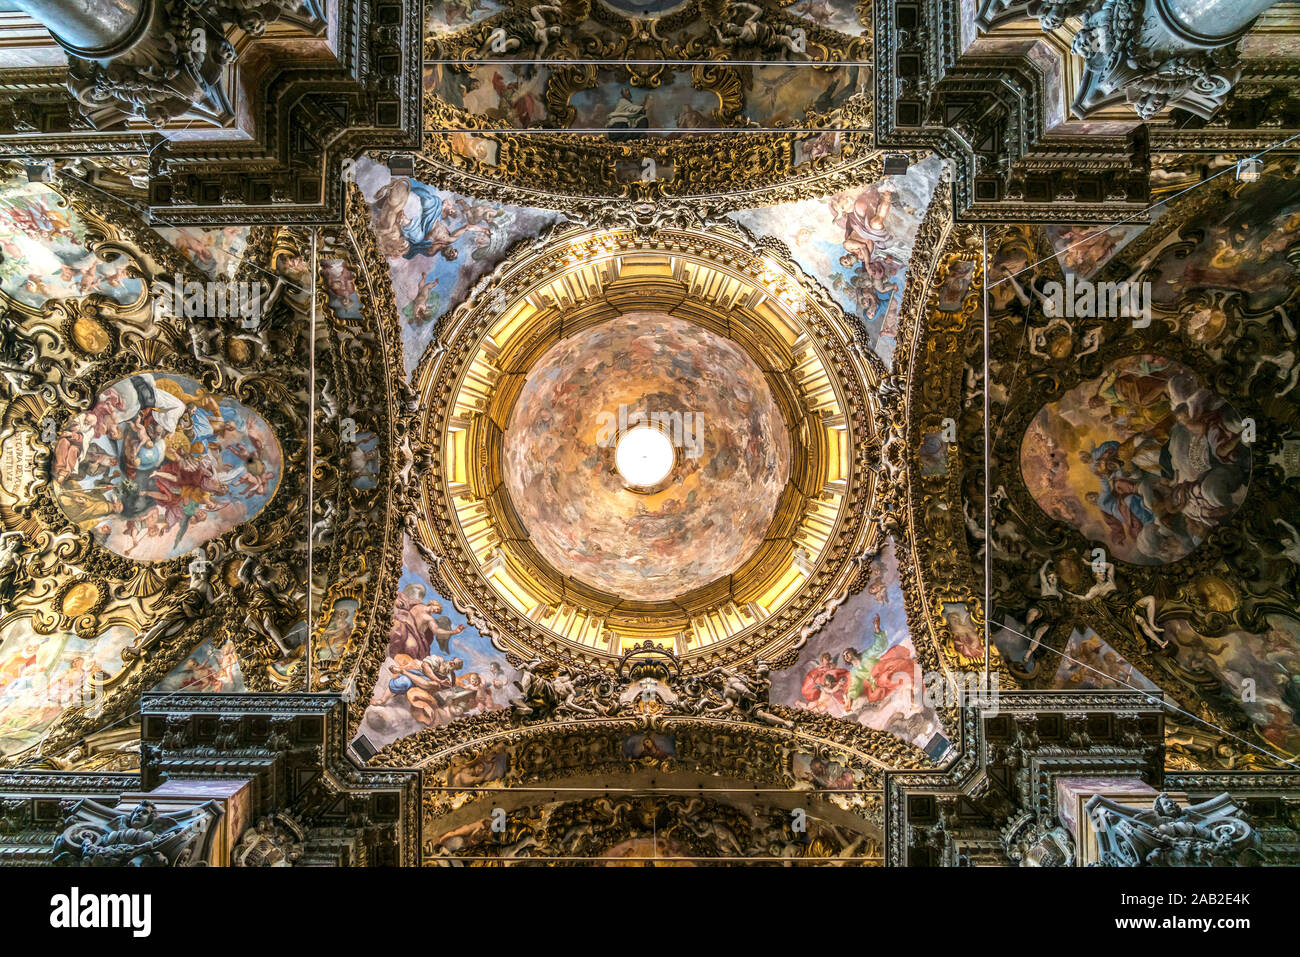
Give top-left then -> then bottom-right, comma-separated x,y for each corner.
502,313 -> 791,601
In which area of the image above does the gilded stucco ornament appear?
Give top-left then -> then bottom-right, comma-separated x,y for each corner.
419,0 -> 876,204
424,792 -> 883,864
331,155 -> 977,775
978,0 -> 1268,120
0,168 -> 332,766
231,813 -> 305,867
880,158 -> 993,673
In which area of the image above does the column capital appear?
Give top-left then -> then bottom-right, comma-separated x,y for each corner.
1087,791 -> 1265,866
976,0 -> 1281,119
44,0 -> 328,130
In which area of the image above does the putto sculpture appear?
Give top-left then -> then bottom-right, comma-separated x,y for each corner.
1087,792 -> 1264,866
52,798 -> 223,867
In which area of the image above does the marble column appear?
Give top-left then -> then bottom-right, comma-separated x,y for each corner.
1158,0 -> 1278,46
10,0 -> 149,57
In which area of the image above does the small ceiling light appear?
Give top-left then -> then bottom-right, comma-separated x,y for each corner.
883,153 -> 910,176
387,153 -> 416,177
1236,157 -> 1261,182
25,161 -> 54,183
615,427 -> 674,489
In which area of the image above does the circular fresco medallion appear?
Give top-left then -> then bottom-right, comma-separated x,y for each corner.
59,580 -> 100,618
1020,354 -> 1252,566
71,315 -> 111,355
52,372 -> 283,562
502,313 -> 792,601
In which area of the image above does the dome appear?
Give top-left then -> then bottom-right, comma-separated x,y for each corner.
502,312 -> 791,601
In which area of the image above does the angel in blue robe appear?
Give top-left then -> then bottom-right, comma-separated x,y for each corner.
398,179 -> 487,261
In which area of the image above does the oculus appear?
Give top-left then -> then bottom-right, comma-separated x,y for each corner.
615,426 -> 675,490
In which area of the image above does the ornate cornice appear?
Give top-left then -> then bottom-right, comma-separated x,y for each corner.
0,1 -> 424,223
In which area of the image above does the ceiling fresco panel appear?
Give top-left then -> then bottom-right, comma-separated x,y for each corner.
52,372 -> 286,563
0,174 -> 319,763
0,171 -> 144,311
964,158 -> 1300,771
768,537 -> 948,754
151,637 -> 245,694
352,157 -> 562,377
356,534 -> 521,754
151,227 -> 251,282
1020,354 -> 1253,566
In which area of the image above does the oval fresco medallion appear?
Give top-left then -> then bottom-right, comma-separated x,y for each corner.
1020,354 -> 1252,565
502,312 -> 791,601
52,372 -> 283,562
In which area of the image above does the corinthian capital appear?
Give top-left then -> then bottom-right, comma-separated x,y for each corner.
978,0 -> 1280,120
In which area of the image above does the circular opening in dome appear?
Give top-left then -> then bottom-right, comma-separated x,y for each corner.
615,427 -> 675,489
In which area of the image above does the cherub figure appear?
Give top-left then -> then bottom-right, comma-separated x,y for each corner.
712,2 -> 811,60
479,3 -> 566,58
696,660 -> 793,728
